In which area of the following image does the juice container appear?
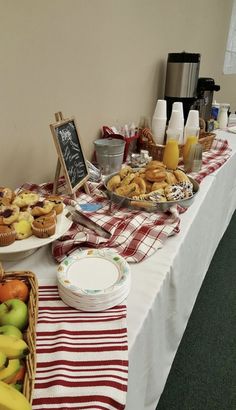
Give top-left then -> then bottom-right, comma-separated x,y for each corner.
183,136 -> 198,163
163,139 -> 179,170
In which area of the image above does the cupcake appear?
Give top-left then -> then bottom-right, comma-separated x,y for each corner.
46,195 -> 64,215
12,219 -> 33,240
0,205 -> 20,225
30,200 -> 54,217
0,187 -> 15,205
13,190 -> 39,208
36,209 -> 57,222
0,225 -> 16,246
31,216 -> 56,238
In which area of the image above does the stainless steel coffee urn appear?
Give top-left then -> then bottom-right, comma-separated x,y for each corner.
195,77 -> 220,122
164,52 -> 201,121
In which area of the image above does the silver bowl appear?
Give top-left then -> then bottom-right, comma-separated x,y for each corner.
103,172 -> 199,212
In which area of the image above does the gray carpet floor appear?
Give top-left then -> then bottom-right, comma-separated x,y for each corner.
156,211 -> 236,410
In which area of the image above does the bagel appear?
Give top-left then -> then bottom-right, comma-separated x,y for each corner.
145,169 -> 166,182
133,176 -> 146,194
119,166 -> 132,179
120,173 -> 135,186
165,171 -> 177,185
152,181 -> 168,191
107,174 -> 121,191
115,182 -> 138,197
173,169 -> 191,183
146,160 -> 166,170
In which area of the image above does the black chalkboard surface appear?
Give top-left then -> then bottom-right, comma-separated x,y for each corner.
50,117 -> 89,194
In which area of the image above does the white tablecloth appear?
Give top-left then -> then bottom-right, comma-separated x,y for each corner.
4,130 -> 236,410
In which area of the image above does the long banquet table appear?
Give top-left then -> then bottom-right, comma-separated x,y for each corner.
4,130 -> 236,410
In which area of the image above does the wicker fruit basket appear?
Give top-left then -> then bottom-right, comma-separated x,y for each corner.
0,263 -> 38,405
138,127 -> 216,161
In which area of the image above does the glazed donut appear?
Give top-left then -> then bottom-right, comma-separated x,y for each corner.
145,169 -> 166,182
107,174 -> 121,192
133,176 -> 146,194
0,204 -> 20,225
0,187 -> 15,205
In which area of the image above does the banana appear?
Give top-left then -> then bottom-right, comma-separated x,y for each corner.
0,359 -> 20,382
0,380 -> 31,410
0,351 -> 8,370
0,335 -> 29,359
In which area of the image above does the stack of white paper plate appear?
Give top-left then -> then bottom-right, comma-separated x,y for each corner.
57,248 -> 131,311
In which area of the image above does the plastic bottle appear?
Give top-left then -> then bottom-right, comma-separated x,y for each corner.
163,139 -> 179,170
217,104 -> 230,129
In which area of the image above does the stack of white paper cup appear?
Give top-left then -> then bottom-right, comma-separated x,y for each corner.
151,99 -> 167,145
184,110 -> 200,143
166,109 -> 184,142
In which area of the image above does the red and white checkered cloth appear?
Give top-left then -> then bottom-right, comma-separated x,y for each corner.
21,137 -> 231,265
179,137 -> 232,182
32,286 -> 128,410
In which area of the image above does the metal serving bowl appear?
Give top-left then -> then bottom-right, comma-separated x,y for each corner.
103,171 -> 200,213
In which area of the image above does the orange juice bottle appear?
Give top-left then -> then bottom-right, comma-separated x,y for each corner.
163,139 -> 179,170
183,135 -> 198,163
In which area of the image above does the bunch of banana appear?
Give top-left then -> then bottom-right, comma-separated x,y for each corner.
0,334 -> 31,409
0,380 -> 31,410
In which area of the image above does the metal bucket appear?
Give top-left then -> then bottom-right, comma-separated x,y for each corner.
94,138 -> 125,175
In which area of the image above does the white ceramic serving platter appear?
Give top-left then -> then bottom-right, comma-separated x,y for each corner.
0,209 -> 72,261
57,248 -> 130,296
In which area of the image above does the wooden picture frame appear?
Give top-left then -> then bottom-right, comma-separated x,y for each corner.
50,114 -> 89,195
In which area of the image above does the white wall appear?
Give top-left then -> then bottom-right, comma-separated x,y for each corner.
1,0 -> 234,188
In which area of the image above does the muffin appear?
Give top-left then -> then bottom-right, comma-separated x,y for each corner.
0,187 -> 15,205
0,225 -> 16,246
46,195 -> 64,215
31,216 -> 56,238
12,219 -> 33,240
30,200 -> 54,217
36,209 -> 57,222
13,191 -> 39,208
0,205 -> 20,225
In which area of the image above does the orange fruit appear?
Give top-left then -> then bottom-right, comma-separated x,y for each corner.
0,280 -> 29,303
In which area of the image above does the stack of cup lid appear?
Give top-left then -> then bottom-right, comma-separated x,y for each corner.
57,248 -> 131,312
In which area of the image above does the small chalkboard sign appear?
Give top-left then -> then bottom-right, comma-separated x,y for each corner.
50,112 -> 89,196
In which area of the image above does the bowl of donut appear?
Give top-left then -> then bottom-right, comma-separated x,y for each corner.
104,160 -> 199,212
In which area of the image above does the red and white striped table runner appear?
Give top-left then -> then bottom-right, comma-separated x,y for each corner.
33,286 -> 128,410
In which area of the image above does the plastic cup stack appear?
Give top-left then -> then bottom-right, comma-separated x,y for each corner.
184,110 -> 200,143
151,99 -> 167,145
166,109 -> 184,142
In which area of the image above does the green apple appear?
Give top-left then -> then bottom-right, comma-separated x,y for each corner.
0,325 -> 23,339
0,299 -> 28,330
